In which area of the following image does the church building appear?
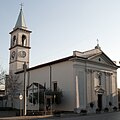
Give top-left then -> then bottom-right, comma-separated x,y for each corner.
7,7 -> 119,113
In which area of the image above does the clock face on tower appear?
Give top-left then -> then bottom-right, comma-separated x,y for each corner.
18,51 -> 26,58
10,51 -> 16,60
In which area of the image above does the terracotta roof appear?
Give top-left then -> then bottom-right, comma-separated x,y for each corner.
16,48 -> 119,74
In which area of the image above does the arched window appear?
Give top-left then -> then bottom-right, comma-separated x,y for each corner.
22,35 -> 27,46
12,35 -> 16,46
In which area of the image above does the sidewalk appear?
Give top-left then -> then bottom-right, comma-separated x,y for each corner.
0,115 -> 53,120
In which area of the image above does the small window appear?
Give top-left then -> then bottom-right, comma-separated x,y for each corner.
98,58 -> 101,61
53,82 -> 57,91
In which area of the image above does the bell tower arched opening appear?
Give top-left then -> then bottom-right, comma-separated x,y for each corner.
22,35 -> 27,46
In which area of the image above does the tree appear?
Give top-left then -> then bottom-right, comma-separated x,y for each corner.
118,88 -> 120,109
29,88 -> 63,105
6,71 -> 22,108
0,65 -> 6,90
45,89 -> 63,104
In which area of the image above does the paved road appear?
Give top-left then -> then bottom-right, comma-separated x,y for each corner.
34,112 -> 120,120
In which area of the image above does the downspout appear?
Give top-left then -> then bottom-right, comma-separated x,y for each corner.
85,60 -> 87,109
49,65 -> 52,90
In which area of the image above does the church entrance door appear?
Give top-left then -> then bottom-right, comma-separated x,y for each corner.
98,94 -> 102,110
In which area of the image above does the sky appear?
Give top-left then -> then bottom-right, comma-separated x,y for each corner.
0,0 -> 120,87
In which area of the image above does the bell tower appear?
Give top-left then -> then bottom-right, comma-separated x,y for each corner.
9,6 -> 32,73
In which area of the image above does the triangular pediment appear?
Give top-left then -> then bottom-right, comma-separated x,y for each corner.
73,48 -> 118,68
88,52 -> 117,67
27,82 -> 45,90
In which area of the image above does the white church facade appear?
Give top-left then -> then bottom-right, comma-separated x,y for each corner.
7,7 -> 119,113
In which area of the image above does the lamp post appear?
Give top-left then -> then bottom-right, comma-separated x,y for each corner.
23,62 -> 27,116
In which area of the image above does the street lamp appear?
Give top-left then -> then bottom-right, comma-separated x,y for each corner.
19,94 -> 23,116
23,62 -> 27,116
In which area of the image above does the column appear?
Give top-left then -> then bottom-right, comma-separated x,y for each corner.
75,75 -> 80,108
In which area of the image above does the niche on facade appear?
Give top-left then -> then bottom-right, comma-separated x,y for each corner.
97,72 -> 102,86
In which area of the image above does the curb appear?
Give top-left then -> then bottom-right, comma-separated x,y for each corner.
0,115 -> 53,120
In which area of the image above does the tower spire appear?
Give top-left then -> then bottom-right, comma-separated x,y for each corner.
14,4 -> 27,30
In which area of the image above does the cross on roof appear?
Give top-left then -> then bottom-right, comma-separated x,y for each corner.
20,3 -> 24,10
97,39 -> 99,45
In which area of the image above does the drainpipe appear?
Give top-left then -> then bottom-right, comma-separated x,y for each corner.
85,60 -> 87,109
49,65 -> 52,90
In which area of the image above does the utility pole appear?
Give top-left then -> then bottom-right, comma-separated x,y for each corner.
23,62 -> 27,116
